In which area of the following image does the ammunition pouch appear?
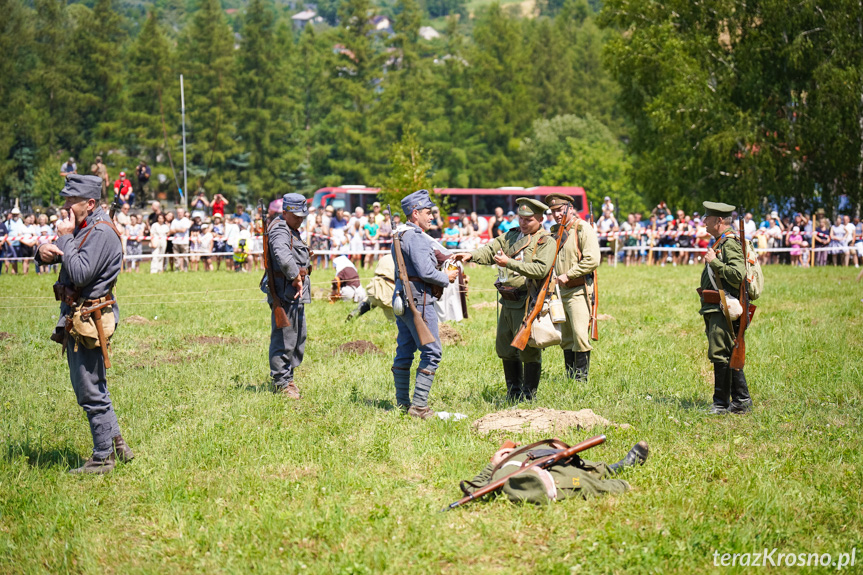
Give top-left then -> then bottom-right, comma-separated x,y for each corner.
697,288 -> 721,305
53,282 -> 81,306
67,295 -> 116,351
494,280 -> 526,301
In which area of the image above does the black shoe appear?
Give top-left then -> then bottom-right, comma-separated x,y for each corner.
502,360 -> 523,401
69,453 -> 116,475
112,435 -> 134,463
729,369 -> 753,414
347,300 -> 371,321
574,351 -> 590,382
709,363 -> 732,414
523,362 -> 542,401
609,441 -> 649,474
563,350 -> 576,378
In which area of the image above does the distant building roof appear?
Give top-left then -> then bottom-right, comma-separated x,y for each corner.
419,26 -> 441,40
225,8 -> 238,14
292,9 -> 317,20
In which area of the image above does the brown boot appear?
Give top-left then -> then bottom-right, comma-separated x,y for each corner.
407,406 -> 435,420
69,453 -> 116,475
113,435 -> 134,463
280,381 -> 302,399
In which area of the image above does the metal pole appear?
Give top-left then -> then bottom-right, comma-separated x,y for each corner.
180,74 -> 188,211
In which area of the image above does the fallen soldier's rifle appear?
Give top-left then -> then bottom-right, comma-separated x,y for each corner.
441,434 -> 606,511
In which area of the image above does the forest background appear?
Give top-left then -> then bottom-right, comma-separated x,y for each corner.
1,0 -> 861,216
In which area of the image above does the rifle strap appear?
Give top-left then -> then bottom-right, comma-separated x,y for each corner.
707,262 -> 736,335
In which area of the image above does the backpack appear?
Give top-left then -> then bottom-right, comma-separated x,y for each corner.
741,238 -> 763,300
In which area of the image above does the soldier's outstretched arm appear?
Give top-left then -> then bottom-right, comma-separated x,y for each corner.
505,236 -> 555,279
270,223 -> 300,280
565,223 -> 600,279
469,234 -> 505,265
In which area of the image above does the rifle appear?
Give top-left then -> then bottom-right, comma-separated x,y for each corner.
587,203 -> 599,341
260,200 -> 290,329
511,212 -> 567,351
391,204 -> 435,346
730,210 -> 751,370
441,434 -> 606,511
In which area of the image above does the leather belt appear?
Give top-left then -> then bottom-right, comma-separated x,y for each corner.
561,275 -> 586,288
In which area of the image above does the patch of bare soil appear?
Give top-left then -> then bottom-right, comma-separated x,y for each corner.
124,315 -> 152,325
0,332 -> 13,340
597,314 -> 615,321
438,323 -> 463,345
335,340 -> 383,355
193,336 -> 242,345
472,407 -> 628,436
471,301 -> 497,310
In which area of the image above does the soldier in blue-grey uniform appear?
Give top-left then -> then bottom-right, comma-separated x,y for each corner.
263,193 -> 312,399
35,174 -> 134,474
391,189 -> 458,419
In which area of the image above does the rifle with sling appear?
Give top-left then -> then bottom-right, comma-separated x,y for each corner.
441,434 -> 606,511
391,204 -> 436,346
511,208 -> 567,351
730,210 -> 752,370
587,203 -> 599,341
259,199 -> 290,329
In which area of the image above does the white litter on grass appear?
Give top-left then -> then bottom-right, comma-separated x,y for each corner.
436,412 -> 468,421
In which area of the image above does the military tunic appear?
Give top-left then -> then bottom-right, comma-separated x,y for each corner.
470,228 -> 556,363
552,218 -> 600,353
391,223 -> 450,408
36,207 -> 124,460
465,452 -> 629,505
263,216 -> 311,389
699,230 -> 745,363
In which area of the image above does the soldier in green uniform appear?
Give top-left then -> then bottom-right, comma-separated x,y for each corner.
698,201 -> 753,414
545,193 -> 600,380
454,198 -> 556,401
460,439 -> 649,505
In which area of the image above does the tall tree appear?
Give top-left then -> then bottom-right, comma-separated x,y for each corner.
181,0 -> 239,196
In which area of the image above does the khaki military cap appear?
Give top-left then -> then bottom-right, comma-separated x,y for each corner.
516,197 -> 548,217
545,193 -> 574,208
702,201 -> 736,218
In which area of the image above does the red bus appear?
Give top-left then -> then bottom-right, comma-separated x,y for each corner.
310,186 -> 588,220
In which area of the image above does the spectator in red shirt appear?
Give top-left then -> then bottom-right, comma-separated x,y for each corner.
211,193 -> 228,218
114,172 -> 134,206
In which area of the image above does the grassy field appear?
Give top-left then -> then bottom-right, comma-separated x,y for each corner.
1,262 -> 861,573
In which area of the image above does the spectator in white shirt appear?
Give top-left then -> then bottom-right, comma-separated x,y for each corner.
843,215 -> 858,267
170,207 -> 192,271
743,213 -> 757,240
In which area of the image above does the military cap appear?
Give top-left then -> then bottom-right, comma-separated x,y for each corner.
282,192 -> 309,216
401,189 -> 435,216
516,197 -> 548,217
545,192 -> 574,208
702,201 -> 736,218
60,174 -> 102,200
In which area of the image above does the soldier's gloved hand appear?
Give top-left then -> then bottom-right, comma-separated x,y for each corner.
292,276 -> 303,299
38,244 -> 64,263
490,447 -> 516,467
446,269 -> 459,283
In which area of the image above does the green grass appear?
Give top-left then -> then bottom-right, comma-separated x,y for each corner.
1,263 -> 862,573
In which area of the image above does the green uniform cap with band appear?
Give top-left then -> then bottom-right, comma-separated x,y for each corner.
545,193 -> 574,208
702,201 -> 736,218
516,197 -> 549,217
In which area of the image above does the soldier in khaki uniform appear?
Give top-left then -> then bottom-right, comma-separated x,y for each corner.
545,193 -> 600,380
698,201 -> 752,414
455,198 -> 555,401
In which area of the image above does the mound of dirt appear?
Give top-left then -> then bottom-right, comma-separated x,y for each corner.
471,301 -> 497,310
472,407 -> 627,436
597,314 -> 615,321
438,323 -> 463,345
0,332 -> 13,340
335,340 -> 383,355
125,315 -> 152,325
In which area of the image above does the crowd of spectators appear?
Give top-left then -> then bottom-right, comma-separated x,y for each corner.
1,193 -> 861,276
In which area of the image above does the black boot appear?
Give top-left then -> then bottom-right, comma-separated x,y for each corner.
709,363 -> 732,414
728,369 -> 753,414
564,350 -> 576,378
347,300 -> 371,321
523,363 -> 542,401
502,360 -> 523,401
574,351 -> 590,382
608,441 -> 649,474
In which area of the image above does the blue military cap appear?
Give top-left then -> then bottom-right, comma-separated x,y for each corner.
282,193 -> 309,216
60,174 -> 102,200
401,189 -> 435,216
